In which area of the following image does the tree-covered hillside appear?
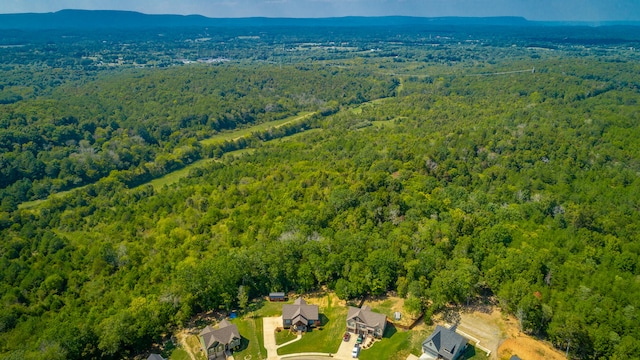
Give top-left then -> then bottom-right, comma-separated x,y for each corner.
1,24 -> 640,360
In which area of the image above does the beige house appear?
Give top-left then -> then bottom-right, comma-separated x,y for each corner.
346,305 -> 387,338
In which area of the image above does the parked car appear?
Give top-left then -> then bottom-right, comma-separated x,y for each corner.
356,334 -> 364,344
343,332 -> 351,342
352,344 -> 360,358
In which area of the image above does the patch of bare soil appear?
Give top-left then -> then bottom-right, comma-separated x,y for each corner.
498,335 -> 566,360
497,316 -> 566,360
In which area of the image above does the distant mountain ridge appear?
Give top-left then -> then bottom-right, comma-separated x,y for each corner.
0,9 -> 535,30
1,10 -> 638,30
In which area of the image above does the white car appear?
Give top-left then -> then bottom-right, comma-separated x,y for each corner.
352,344 -> 360,358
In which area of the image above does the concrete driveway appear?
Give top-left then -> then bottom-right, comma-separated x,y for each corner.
334,333 -> 358,360
263,316 -> 282,360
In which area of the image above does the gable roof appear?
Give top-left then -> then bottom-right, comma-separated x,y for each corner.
282,297 -> 319,322
422,325 -> 467,360
199,319 -> 241,350
147,355 -> 165,360
347,306 -> 387,329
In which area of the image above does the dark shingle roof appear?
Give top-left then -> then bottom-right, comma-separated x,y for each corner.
282,297 -> 319,322
199,319 -> 241,350
422,325 -> 468,360
147,354 -> 165,360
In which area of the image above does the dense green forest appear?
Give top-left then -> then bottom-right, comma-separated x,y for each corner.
1,20 -> 640,360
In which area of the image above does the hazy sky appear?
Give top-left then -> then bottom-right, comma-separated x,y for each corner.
1,0 -> 639,21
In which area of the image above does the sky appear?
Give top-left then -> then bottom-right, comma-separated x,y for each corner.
1,0 -> 639,21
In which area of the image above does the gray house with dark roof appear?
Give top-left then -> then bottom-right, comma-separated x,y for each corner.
422,325 -> 468,360
282,297 -> 319,331
346,305 -> 387,338
199,319 -> 241,359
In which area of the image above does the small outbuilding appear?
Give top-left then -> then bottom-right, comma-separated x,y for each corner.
147,355 -> 166,360
269,292 -> 287,302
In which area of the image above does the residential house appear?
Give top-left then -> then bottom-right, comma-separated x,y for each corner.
147,355 -> 166,360
282,297 -> 319,331
346,305 -> 387,338
422,325 -> 468,360
199,319 -> 242,359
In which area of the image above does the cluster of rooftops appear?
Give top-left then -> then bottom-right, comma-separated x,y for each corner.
148,295 -> 477,360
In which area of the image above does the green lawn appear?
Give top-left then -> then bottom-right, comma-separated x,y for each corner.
358,324 -> 437,360
358,324 -> 413,360
232,316 -> 267,360
275,328 -> 298,345
168,348 -> 191,360
277,295 -> 347,355
251,298 -> 293,317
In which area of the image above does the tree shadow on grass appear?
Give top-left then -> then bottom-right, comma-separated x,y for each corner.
236,336 -> 250,352
461,344 -> 479,360
383,323 -> 398,339
319,313 -> 329,327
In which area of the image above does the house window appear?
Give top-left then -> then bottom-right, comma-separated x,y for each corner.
309,320 -> 314,325
285,319 -> 291,325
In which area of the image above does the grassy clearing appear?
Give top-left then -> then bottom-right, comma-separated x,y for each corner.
277,294 -> 347,355
200,112 -> 313,146
232,316 -> 267,360
144,147 -> 255,190
18,187 -> 81,210
276,128 -> 323,142
350,97 -> 389,115
147,158 -> 216,190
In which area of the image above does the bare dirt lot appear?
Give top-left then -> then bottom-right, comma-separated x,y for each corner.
434,303 -> 566,360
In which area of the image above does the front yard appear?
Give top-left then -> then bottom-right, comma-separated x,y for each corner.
358,324 -> 428,360
277,293 -> 347,355
275,327 -> 298,345
358,323 -> 489,360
